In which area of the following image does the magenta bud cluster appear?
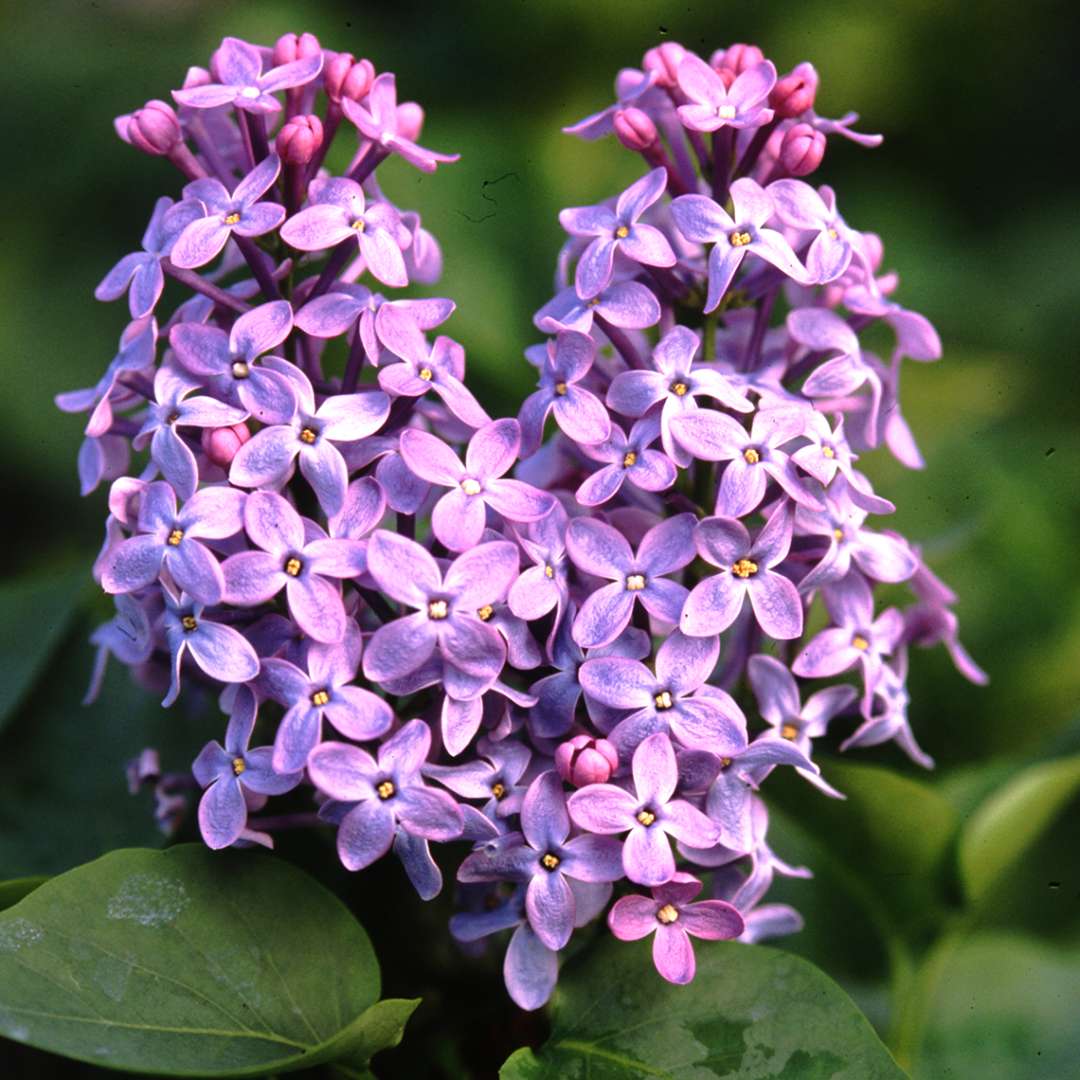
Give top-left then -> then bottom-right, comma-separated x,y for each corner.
64,32 -> 985,1012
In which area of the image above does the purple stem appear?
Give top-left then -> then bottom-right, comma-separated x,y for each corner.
163,259 -> 252,314
732,119 -> 778,181
167,143 -> 208,182
305,106 -> 342,185
242,111 -> 270,163
711,128 -> 735,202
742,288 -> 777,371
341,327 -> 367,393
185,117 -> 235,184
348,145 -> 389,185
246,812 -> 323,832
233,235 -> 282,300
594,314 -> 644,370
308,239 -> 357,300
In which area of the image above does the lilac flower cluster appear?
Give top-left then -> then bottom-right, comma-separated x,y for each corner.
66,34 -> 985,1009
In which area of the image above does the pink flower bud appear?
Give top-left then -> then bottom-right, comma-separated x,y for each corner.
396,102 -> 425,142
202,423 -> 251,468
613,107 -> 658,152
717,43 -> 765,77
555,735 -> 618,787
276,114 -> 324,166
780,122 -> 826,176
126,100 -> 182,157
272,31 -> 322,67
325,53 -> 375,105
642,42 -> 686,88
771,62 -> 818,119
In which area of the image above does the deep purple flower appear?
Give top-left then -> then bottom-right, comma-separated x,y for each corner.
308,720 -> 464,870
221,491 -> 365,643
507,501 -> 571,628
581,631 -> 746,758
172,155 -> 286,269
341,73 -> 460,173
458,771 -> 623,950
281,177 -> 408,287
135,364 -> 247,500
670,406 -> 823,517
427,739 -> 532,820
193,688 -> 302,849
161,592 -> 260,707
96,197 -> 204,317
517,331 -> 611,455
534,278 -> 661,336
671,179 -> 805,311
229,359 -> 389,516
606,325 -> 752,465
172,36 -> 322,114
747,654 -> 854,796
100,481 -> 246,606
258,623 -> 393,773
399,419 -> 556,552
608,872 -> 744,984
576,416 -> 677,507
681,501 -> 803,640
559,167 -> 676,299
362,531 -> 519,699
569,732 -> 719,885
568,513 -> 696,648
170,300 -> 298,424
675,53 -> 775,132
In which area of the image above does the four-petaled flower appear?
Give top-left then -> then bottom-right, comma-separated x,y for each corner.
675,52 -> 776,132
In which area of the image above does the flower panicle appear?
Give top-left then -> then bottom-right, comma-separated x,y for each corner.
66,34 -> 983,1011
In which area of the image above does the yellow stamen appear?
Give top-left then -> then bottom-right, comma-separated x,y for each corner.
654,690 -> 673,710
299,427 -> 317,445
626,573 -> 646,591
352,218 -> 366,232
311,689 -> 330,707
461,478 -> 482,496
743,447 -> 760,464
477,604 -> 494,621
822,445 -> 836,459
657,903 -> 680,924
719,756 -> 732,769
167,528 -> 184,547
223,212 -> 241,225
554,381 -> 568,396
419,367 -> 434,381
852,634 -> 870,651
833,527 -> 844,541
231,360 -> 250,379
780,723 -> 799,741
729,230 -> 752,247
428,599 -> 449,620
491,781 -> 507,800
827,227 -> 839,240
377,780 -> 395,800
181,615 -> 198,632
622,451 -> 638,468
731,558 -> 758,579
541,852 -> 560,870
544,564 -> 555,579
636,809 -> 656,827
231,757 -> 246,775
285,557 -> 303,577
671,381 -> 689,397
615,225 -> 630,239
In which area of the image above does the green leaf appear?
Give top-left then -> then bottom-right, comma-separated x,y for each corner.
0,845 -> 415,1076
958,754 -> 1080,903
915,932 -> 1080,1079
0,565 -> 87,732
0,876 -> 47,911
766,759 -> 958,940
500,937 -> 907,1079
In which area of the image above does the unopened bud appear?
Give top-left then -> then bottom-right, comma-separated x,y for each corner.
276,114 -> 324,165
717,43 -> 765,77
272,31 -> 322,67
780,122 -> 826,176
555,735 -> 618,787
613,107 -> 658,152
325,53 -> 375,105
202,423 -> 251,468
126,100 -> 182,156
642,42 -> 686,88
771,62 -> 818,119
396,102 -> 425,142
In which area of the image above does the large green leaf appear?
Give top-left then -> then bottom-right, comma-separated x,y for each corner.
500,937 -> 906,1079
958,754 -> 1080,903
0,565 -> 88,732
915,932 -> 1080,1079
0,845 -> 416,1076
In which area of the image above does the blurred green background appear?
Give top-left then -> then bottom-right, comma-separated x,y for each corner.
2,1 -> 1078,1077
